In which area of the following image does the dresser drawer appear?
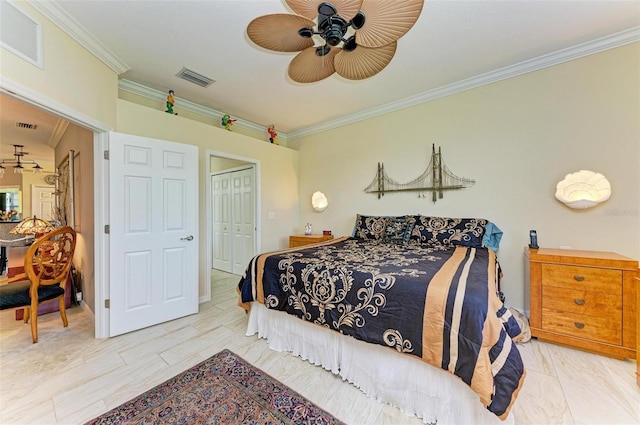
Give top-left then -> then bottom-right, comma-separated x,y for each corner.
289,234 -> 334,248
541,264 -> 621,295
541,308 -> 621,345
542,286 -> 622,316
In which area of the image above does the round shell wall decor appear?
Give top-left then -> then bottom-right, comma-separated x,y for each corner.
555,170 -> 611,209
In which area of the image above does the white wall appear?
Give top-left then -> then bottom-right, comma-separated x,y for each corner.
290,43 -> 640,311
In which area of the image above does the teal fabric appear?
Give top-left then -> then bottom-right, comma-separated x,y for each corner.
482,222 -> 503,252
0,280 -> 64,310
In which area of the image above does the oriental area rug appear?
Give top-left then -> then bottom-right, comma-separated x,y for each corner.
86,349 -> 345,425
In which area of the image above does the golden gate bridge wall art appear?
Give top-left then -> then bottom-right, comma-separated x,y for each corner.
364,144 -> 476,203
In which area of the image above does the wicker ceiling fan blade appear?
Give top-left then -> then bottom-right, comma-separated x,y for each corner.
334,41 -> 396,80
247,14 -> 316,52
356,0 -> 424,48
286,0 -> 363,21
288,46 -> 339,83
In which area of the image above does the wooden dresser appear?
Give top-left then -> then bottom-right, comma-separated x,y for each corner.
637,271 -> 640,385
526,248 -> 638,367
289,234 -> 334,248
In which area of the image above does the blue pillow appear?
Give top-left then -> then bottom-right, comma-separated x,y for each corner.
352,214 -> 404,241
412,216 -> 488,248
382,216 -> 416,244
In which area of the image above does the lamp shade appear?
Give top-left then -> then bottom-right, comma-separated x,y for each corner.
312,191 -> 328,212
10,215 -> 56,236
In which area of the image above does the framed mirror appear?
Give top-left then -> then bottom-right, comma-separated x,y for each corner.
0,186 -> 22,221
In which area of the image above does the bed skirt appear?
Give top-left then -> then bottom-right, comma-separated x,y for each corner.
246,302 -> 514,425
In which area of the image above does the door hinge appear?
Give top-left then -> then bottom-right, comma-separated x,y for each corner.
105,299 -> 110,309
104,224 -> 110,234
104,150 -> 109,160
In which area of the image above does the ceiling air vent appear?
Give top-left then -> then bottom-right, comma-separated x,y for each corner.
176,67 -> 215,87
16,122 -> 37,130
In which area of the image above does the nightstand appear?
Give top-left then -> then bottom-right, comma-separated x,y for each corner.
289,234 -> 334,248
526,247 -> 638,363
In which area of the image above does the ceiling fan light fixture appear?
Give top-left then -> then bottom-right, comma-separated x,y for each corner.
250,0 -> 423,83
316,45 -> 332,57
299,27 -> 314,38
0,144 -> 42,178
318,2 -> 337,17
343,35 -> 357,52
350,11 -> 366,30
286,0 -> 362,21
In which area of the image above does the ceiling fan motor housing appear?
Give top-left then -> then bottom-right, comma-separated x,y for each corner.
316,2 -> 365,48
320,15 -> 348,46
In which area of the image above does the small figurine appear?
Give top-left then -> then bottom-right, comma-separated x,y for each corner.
304,223 -> 312,235
267,125 -> 278,144
221,114 -> 237,131
165,90 -> 177,115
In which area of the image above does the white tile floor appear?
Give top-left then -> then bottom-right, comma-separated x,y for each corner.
0,269 -> 638,425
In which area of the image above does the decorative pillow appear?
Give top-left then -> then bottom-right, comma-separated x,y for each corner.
352,214 -> 404,241
352,214 -> 386,240
382,216 -> 416,244
412,216 -> 488,248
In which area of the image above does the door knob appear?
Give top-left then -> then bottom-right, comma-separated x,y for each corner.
181,235 -> 194,241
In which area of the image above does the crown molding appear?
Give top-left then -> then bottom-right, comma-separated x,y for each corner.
27,0 -> 639,141
287,26 -> 640,140
48,119 -> 70,149
29,0 -> 130,74
118,79 -> 276,137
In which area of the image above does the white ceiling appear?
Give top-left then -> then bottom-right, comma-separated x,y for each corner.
2,0 -> 639,159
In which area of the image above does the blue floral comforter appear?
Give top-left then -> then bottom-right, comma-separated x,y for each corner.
238,237 -> 525,419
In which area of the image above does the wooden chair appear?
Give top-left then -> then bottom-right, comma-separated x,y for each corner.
0,226 -> 77,343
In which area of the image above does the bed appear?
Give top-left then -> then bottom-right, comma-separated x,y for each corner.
238,215 -> 525,424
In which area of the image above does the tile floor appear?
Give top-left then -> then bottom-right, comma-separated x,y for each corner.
0,270 -> 638,424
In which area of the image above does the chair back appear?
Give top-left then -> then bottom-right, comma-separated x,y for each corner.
24,226 -> 77,287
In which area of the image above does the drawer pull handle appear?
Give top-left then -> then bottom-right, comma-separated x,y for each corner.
574,322 -> 585,329
574,275 -> 585,281
574,298 -> 585,305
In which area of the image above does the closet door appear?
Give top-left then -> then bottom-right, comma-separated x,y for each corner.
211,173 -> 231,272
231,168 -> 255,275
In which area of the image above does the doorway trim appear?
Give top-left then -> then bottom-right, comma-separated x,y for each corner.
204,149 -> 261,303
1,77 -> 112,338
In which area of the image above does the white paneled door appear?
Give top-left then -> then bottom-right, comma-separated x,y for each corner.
108,132 -> 198,337
232,168 -> 255,275
31,185 -> 55,222
211,173 -> 231,272
211,167 -> 255,274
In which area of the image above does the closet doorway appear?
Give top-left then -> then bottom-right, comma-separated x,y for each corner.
211,158 -> 256,275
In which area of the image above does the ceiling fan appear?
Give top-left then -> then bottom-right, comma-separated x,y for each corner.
247,0 -> 424,83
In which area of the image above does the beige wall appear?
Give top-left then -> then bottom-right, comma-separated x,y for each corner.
3,0 -> 637,317
55,125 -> 95,312
289,43 -> 640,311
1,2 -> 118,129
118,90 -> 274,144
116,99 -> 299,298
